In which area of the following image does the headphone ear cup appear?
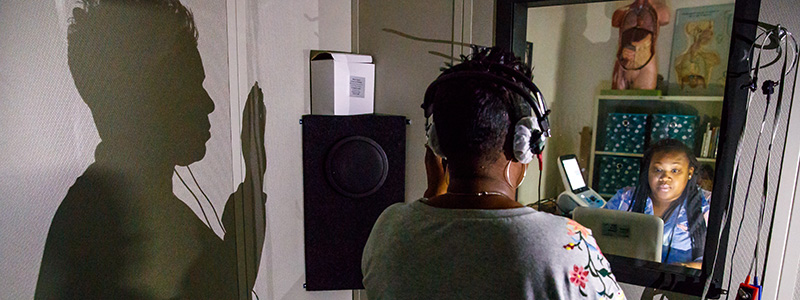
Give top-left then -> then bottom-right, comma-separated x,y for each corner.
426,121 -> 447,159
530,129 -> 545,155
513,117 -> 535,164
528,115 -> 546,155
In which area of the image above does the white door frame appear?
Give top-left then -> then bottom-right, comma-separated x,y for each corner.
226,0 -> 251,298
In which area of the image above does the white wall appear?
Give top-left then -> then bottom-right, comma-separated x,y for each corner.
523,1 -> 623,202
519,5 -> 568,205
356,0 -> 495,204
0,0 -> 353,299
0,1 -> 232,297
242,0 -> 352,299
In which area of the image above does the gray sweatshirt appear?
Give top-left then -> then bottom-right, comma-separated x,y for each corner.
362,199 -> 626,300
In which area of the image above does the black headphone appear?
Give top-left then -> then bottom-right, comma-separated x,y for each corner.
421,63 -> 551,162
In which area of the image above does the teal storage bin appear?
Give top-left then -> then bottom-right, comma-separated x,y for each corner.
650,114 -> 698,150
596,155 -> 641,195
603,113 -> 648,153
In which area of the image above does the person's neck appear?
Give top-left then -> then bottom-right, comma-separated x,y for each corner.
93,142 -> 176,185
425,176 -> 522,209
447,177 -> 514,199
651,197 -> 680,218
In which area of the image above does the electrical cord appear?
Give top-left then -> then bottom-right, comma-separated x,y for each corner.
175,168 -> 213,229
748,81 -> 776,282
741,26 -> 795,293
712,27 -> 776,300
718,26 -> 798,299
725,84 -> 771,299
755,25 -> 800,286
759,28 -> 799,284
724,58 -> 772,300
175,167 -> 226,235
179,167 -> 261,299
187,166 -> 226,234
537,165 -> 542,208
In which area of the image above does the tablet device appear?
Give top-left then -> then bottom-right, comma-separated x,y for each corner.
559,154 -> 588,194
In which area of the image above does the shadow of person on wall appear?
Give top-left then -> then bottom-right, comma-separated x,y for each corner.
35,1 -> 267,298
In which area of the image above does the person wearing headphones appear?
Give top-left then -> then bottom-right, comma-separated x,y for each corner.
361,47 -> 626,299
604,138 -> 710,268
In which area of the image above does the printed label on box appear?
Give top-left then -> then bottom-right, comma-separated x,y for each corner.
349,76 -> 366,98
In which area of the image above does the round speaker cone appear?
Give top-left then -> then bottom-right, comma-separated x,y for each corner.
325,136 -> 389,198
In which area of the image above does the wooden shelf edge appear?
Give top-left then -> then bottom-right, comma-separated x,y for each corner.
597,95 -> 724,102
595,151 -> 644,158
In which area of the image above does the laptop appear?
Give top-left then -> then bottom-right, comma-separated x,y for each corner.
572,206 -> 664,263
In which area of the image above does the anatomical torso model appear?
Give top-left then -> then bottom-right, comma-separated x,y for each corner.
612,0 -> 670,90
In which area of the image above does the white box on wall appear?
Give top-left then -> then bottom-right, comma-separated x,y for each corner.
311,52 -> 375,115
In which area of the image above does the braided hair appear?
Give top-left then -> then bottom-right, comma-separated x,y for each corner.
630,138 -> 707,261
430,47 -> 534,170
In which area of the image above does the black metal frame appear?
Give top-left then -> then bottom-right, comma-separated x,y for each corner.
495,0 -> 761,297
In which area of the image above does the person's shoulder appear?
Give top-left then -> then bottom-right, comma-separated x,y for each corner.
505,208 -> 570,228
531,214 -> 607,264
605,186 -> 635,210
529,211 -> 572,225
619,186 -> 635,196
512,212 -> 589,245
56,166 -> 113,216
609,186 -> 635,201
382,200 -> 414,214
698,188 -> 712,214
700,188 -> 712,203
373,200 -> 415,223
364,202 -> 415,259
370,200 -> 433,233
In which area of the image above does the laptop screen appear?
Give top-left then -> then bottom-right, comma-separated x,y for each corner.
573,207 -> 664,263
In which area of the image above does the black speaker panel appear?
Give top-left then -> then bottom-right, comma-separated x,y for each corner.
302,114 -> 406,291
325,136 -> 389,198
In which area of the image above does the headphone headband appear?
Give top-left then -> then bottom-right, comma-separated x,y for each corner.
421,66 -> 550,138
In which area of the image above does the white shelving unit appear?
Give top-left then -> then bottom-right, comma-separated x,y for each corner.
587,94 -> 724,196
594,151 -> 717,163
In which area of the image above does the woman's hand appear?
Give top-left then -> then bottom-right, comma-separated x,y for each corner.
424,146 -> 448,198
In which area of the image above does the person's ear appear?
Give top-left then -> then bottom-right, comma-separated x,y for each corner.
688,167 -> 695,179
